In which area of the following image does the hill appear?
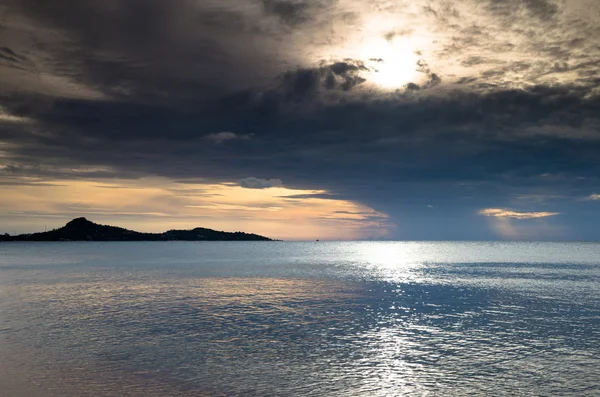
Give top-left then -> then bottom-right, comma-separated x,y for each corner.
0,217 -> 273,241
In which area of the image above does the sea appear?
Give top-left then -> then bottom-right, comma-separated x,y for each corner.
0,241 -> 599,396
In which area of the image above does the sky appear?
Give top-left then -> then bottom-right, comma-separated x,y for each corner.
0,0 -> 599,240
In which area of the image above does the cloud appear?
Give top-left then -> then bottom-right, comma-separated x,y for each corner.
0,0 -> 600,239
273,60 -> 369,102
0,178 -> 392,240
0,107 -> 32,124
479,208 -> 559,219
205,132 -> 249,144
261,0 -> 311,26
239,177 -> 283,189
586,194 -> 600,200
281,193 -> 339,200
0,46 -> 32,68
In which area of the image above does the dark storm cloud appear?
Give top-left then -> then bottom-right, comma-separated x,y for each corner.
239,177 -> 283,189
0,0 -> 285,102
273,60 -> 369,101
485,0 -> 559,21
282,193 -> 340,200
0,175 -> 67,187
4,81 -> 598,192
1,0 -> 600,239
0,46 -> 25,64
262,0 -> 311,25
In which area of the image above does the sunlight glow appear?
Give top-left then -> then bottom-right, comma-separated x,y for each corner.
359,242 -> 428,284
361,37 -> 419,89
0,178 -> 391,240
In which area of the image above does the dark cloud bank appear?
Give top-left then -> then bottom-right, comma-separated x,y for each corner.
1,0 -> 600,239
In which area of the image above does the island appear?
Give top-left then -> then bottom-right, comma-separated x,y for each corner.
0,217 -> 273,242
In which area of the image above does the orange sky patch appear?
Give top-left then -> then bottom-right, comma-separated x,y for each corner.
0,178 -> 391,240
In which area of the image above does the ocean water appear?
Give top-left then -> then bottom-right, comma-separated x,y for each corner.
0,242 -> 599,396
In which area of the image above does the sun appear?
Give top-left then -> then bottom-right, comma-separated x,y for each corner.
360,37 -> 419,89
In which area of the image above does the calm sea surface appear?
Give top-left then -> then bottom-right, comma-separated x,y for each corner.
1,242 -> 599,396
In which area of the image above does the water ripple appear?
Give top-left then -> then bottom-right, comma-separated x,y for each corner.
1,242 -> 599,396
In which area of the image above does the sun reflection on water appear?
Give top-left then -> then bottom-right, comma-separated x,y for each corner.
359,242 -> 428,284
1,242 -> 599,396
